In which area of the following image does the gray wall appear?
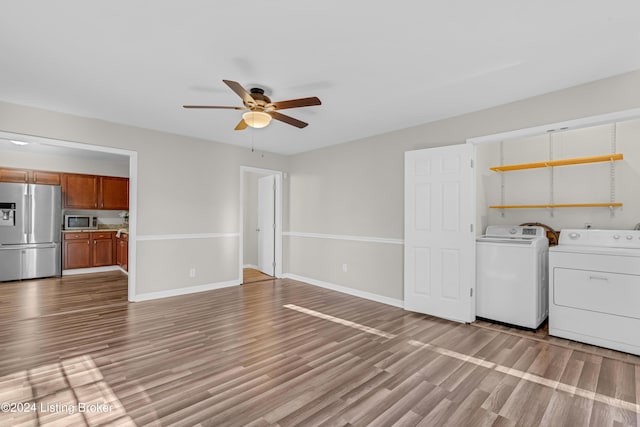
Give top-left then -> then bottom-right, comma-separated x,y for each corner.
286,69 -> 640,302
0,101 -> 289,297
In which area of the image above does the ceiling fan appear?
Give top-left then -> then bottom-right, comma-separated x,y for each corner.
183,80 -> 321,130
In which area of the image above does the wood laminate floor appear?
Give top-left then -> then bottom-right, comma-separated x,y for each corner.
0,271 -> 129,323
243,268 -> 275,285
0,273 -> 639,426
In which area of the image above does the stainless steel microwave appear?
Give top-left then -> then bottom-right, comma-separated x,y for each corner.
64,215 -> 98,230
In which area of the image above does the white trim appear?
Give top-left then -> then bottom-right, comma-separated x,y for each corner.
133,279 -> 241,302
283,273 -> 404,308
128,151 -> 138,302
239,166 -> 283,282
0,130 -> 138,302
136,232 -> 239,241
241,166 -> 282,175
62,265 -> 121,276
243,264 -> 259,269
467,107 -> 640,145
284,231 -> 403,245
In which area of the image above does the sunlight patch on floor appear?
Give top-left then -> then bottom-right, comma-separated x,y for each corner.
0,355 -> 134,426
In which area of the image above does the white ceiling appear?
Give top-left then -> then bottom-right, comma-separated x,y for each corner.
0,137 -> 130,165
1,1 -> 639,156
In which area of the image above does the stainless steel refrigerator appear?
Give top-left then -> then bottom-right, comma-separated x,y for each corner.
0,182 -> 61,281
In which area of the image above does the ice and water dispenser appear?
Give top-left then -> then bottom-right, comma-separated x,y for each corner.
0,202 -> 16,227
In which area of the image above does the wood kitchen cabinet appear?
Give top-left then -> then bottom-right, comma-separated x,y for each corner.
63,232 -> 91,269
0,167 -> 61,185
63,173 -> 99,208
91,231 -> 116,267
62,173 -> 129,210
116,233 -> 128,271
32,170 -> 62,185
100,176 -> 129,210
0,167 -> 30,183
63,231 -> 117,269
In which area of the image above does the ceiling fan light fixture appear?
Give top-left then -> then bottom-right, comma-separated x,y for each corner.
242,111 -> 272,128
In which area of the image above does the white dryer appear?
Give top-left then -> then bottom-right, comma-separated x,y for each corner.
476,225 -> 549,329
549,229 -> 640,356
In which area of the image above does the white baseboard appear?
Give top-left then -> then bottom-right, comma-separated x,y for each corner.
283,273 -> 404,308
242,264 -> 259,269
133,279 -> 241,302
62,266 -> 121,276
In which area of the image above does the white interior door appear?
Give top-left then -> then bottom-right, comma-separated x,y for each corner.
257,175 -> 275,276
404,144 -> 475,323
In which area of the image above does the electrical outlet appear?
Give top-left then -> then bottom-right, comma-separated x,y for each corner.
189,268 -> 196,278
342,263 -> 348,273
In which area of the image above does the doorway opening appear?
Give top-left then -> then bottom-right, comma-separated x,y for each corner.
240,166 -> 283,284
0,130 -> 137,301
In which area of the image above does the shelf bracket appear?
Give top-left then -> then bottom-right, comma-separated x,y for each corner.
610,123 -> 617,218
549,133 -> 554,218
500,141 -> 505,218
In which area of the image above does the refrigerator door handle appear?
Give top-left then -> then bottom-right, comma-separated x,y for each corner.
29,191 -> 35,243
23,193 -> 30,241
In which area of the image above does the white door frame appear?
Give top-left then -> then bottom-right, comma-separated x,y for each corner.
239,166 -> 283,281
0,130 -> 138,301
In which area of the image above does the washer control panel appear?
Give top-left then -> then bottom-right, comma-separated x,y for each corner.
485,225 -> 546,238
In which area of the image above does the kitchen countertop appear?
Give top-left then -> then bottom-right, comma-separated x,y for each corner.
62,226 -> 128,234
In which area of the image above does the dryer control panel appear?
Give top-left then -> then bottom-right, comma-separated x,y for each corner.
558,229 -> 640,249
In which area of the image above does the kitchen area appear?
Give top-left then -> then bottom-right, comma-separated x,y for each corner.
0,139 -> 130,285
60,172 -> 129,273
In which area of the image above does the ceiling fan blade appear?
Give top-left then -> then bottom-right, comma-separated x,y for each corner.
223,79 -> 255,106
271,97 -> 321,110
183,105 -> 245,110
234,119 -> 248,131
269,111 -> 308,128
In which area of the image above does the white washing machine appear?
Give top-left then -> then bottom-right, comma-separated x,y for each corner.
549,229 -> 640,356
476,225 -> 549,329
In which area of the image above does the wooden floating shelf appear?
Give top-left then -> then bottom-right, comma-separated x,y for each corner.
490,203 -> 623,209
490,153 -> 623,172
